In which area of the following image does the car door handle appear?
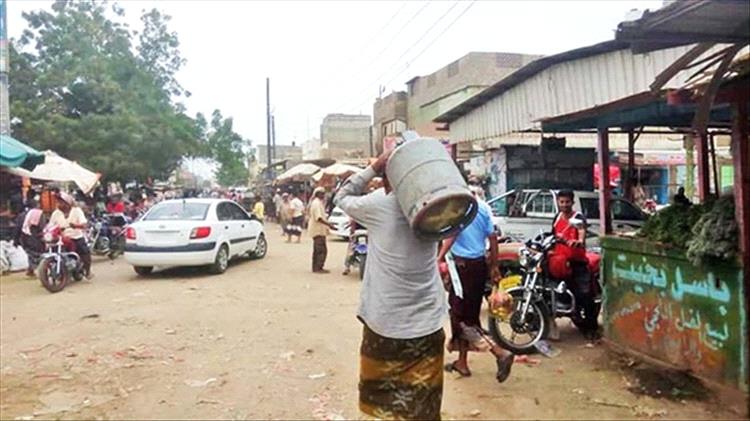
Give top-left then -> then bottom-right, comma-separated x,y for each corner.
225,226 -> 229,230
241,225 -> 245,228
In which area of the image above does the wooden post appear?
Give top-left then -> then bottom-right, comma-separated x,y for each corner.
684,135 -> 695,199
598,127 -> 612,236
731,99 -> 750,407
624,130 -> 636,202
709,133 -> 719,195
696,131 -> 710,202
732,101 -> 749,270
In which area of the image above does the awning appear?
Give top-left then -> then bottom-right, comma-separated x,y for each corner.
0,135 -> 46,171
275,163 -> 321,183
5,150 -> 101,194
312,163 -> 362,182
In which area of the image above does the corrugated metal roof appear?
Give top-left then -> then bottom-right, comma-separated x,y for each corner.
616,0 -> 750,52
442,43 -> 727,144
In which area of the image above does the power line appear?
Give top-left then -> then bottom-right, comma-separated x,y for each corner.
344,1 -> 477,114
333,1 -> 460,112
318,1 -> 410,91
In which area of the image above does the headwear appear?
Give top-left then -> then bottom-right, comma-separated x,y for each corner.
58,192 -> 75,205
313,187 -> 325,196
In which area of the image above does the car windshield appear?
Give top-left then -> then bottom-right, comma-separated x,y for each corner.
144,202 -> 210,221
579,197 -> 643,221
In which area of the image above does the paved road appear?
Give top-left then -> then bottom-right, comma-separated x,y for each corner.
0,228 -> 742,420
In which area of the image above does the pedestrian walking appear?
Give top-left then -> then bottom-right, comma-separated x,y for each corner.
308,187 -> 336,273
437,186 -> 515,382
285,192 -> 305,243
16,199 -> 45,277
335,150 -> 446,420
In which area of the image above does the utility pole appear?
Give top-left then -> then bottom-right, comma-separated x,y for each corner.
271,115 -> 276,161
266,77 -> 272,180
0,0 -> 11,135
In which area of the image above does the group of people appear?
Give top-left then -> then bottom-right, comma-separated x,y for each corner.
281,150 -> 601,420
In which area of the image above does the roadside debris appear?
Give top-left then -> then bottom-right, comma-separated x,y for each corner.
308,373 -> 327,380
514,355 -> 541,366
469,409 -> 481,417
80,314 -> 100,320
184,377 -> 218,388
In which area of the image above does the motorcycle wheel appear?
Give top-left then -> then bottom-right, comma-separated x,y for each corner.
38,257 -> 68,293
358,255 -> 366,281
488,294 -> 550,355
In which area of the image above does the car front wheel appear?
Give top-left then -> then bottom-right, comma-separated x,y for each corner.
251,234 -> 267,259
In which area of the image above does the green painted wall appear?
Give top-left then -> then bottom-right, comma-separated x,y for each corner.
601,237 -> 747,391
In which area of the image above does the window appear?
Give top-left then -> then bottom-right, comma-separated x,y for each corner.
144,202 -> 210,221
216,203 -> 234,221
490,196 -> 509,217
527,192 -> 554,216
612,199 -> 644,221
579,198 -> 600,220
228,202 -> 251,220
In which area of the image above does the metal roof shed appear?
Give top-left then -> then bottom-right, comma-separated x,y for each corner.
434,41 -> 727,145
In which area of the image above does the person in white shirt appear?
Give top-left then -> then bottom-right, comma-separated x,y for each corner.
284,192 -> 305,243
48,193 -> 92,279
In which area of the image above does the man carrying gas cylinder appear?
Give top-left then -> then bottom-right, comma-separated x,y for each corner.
437,186 -> 515,382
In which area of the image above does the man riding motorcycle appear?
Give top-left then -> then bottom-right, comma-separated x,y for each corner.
48,193 -> 92,279
548,189 -> 599,341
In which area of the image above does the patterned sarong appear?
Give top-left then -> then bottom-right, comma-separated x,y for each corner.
359,324 -> 444,420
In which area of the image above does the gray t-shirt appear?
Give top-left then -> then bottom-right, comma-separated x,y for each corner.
334,167 -> 447,339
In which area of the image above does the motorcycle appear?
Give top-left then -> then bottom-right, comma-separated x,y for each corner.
487,219 -> 602,354
347,229 -> 368,280
38,224 -> 86,293
87,213 -> 129,259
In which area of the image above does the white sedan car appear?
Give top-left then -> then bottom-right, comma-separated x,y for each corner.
328,207 -> 351,239
124,198 -> 267,276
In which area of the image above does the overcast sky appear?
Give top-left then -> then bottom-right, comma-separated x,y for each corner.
7,0 -> 663,179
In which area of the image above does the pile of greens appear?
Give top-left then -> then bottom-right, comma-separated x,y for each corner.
686,195 -> 739,265
638,194 -> 738,264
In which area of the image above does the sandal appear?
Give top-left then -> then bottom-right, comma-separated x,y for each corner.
444,361 -> 471,377
495,352 -> 514,383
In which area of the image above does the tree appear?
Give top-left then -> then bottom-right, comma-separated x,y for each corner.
204,110 -> 250,187
8,1 -> 204,183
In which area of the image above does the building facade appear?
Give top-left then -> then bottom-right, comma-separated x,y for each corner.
302,137 -> 321,160
372,91 -> 408,154
405,52 -> 541,139
319,114 -> 372,160
256,143 -> 303,168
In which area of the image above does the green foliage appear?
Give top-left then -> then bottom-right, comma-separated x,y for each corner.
638,195 -> 739,264
686,195 -> 738,265
9,1 -> 204,183
638,202 -> 707,249
204,110 -> 250,187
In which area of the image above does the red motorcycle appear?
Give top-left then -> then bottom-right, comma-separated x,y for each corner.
38,225 -> 86,293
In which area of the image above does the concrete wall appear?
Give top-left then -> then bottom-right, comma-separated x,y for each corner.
406,52 -> 541,137
320,114 -> 372,159
602,237 -> 747,392
256,144 -> 302,166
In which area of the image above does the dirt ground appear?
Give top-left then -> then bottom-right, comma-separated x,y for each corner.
0,227 -> 745,420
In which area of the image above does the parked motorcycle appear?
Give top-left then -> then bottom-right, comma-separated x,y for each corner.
347,229 -> 368,280
38,225 -> 86,293
87,213 -> 129,259
488,220 -> 602,354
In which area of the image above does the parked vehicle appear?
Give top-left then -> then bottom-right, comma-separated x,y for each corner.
328,207 -> 351,240
487,189 -> 646,246
124,198 -> 267,276
38,224 -> 86,293
88,213 -> 130,259
487,223 -> 602,354
346,229 -> 368,280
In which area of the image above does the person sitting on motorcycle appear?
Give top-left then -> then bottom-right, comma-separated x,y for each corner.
549,189 -> 599,341
342,217 -> 364,275
106,193 -> 126,214
48,193 -> 92,279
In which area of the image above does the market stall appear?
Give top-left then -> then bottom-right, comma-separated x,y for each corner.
4,150 -> 101,194
538,2 -> 749,394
